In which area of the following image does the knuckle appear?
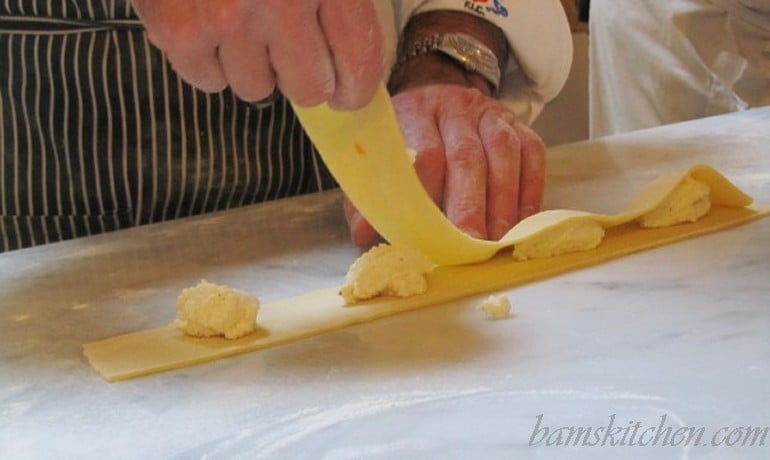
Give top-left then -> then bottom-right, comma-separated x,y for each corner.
448,137 -> 484,166
520,130 -> 545,152
515,122 -> 546,152
480,107 -> 520,143
203,1 -> 244,36
488,121 -> 519,148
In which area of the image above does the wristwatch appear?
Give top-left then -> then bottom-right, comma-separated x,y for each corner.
398,33 -> 502,93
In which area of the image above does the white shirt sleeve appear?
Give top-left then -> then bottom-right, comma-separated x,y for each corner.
389,0 -> 573,124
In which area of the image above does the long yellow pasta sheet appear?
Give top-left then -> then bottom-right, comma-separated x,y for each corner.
84,204 -> 768,381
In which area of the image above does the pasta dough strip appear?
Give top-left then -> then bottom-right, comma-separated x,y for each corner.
84,204 -> 768,382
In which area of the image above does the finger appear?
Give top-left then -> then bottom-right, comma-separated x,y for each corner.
441,115 -> 488,240
343,196 -> 380,248
479,109 -> 522,240
266,6 -> 336,107
319,0 -> 385,109
513,120 -> 547,220
131,0 -> 186,48
164,47 -> 228,94
393,93 -> 446,208
206,1 -> 275,101
217,31 -> 276,102
135,0 -> 228,93
413,145 -> 446,214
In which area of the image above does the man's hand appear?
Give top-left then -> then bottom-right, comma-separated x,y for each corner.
131,0 -> 385,109
344,10 -> 545,248
345,84 -> 546,247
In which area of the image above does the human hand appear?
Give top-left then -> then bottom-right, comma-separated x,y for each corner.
345,84 -> 546,247
130,0 -> 385,109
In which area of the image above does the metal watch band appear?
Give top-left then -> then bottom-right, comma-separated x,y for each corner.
398,33 -> 502,93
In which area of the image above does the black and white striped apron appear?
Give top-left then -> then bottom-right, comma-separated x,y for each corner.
0,0 -> 336,252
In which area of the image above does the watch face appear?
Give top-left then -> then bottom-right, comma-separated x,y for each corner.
446,34 -> 496,66
441,34 -> 501,89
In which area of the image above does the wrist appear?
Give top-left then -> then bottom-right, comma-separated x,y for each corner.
389,11 -> 508,97
388,52 -> 494,97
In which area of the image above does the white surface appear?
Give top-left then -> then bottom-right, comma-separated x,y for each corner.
2,109 -> 769,459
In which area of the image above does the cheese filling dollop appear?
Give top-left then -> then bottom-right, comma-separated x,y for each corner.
512,218 -> 605,260
175,280 -> 259,339
638,176 -> 711,228
340,244 -> 435,304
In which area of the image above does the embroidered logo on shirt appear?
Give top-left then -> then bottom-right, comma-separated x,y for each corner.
463,0 -> 509,18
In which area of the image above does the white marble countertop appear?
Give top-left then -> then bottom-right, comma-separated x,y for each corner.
2,109 -> 769,460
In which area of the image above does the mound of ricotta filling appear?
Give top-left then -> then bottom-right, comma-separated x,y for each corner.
638,176 -> 711,228
340,244 -> 435,304
175,280 -> 259,339
512,218 -> 605,261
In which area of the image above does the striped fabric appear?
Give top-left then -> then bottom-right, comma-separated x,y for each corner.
0,0 -> 336,252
